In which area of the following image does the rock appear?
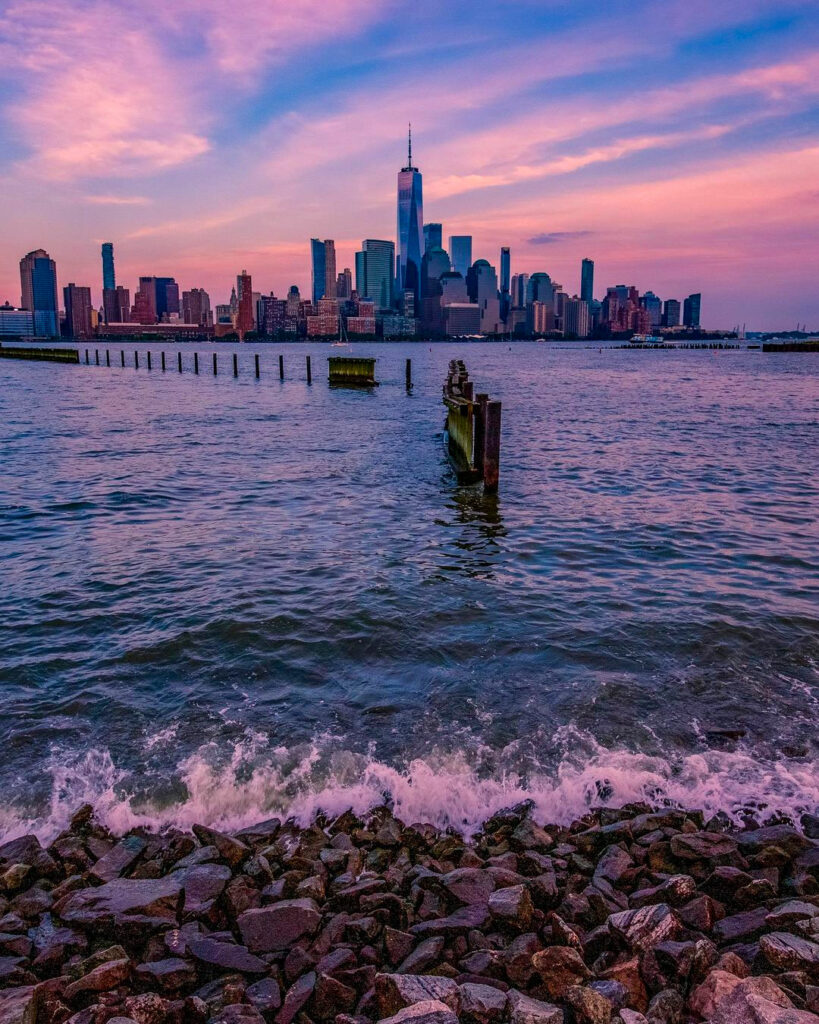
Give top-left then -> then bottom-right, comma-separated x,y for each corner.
459,982 -> 507,1022
595,846 -> 635,889
607,904 -> 679,953
188,937 -> 268,974
619,1014 -> 649,1024
64,957 -> 132,999
669,832 -> 739,861
134,957 -> 197,990
630,876 -> 696,909
210,1007 -> 265,1024
565,984 -> 612,1023
709,976 -> 817,1024
396,937 -> 445,974
767,902 -> 819,929
712,906 -> 770,944
245,977 -> 281,1014
313,973 -> 357,1019
276,970 -> 316,1024
440,869 -> 495,906
645,988 -> 683,1023
509,820 -> 553,852
0,986 -> 36,1024
505,989 -> 563,1024
375,974 -> 461,1017
760,933 -> 819,973
174,862 -> 232,915
377,1000 -> 459,1024
235,818 -> 282,845
191,824 -> 250,867
677,894 -> 719,932
409,903 -> 490,937
487,886 -> 534,930
237,898 -> 322,952
89,835 -> 147,883
737,826 -> 813,858
589,980 -> 628,1012
54,876 -> 182,932
599,958 -> 648,1013
531,946 -> 591,999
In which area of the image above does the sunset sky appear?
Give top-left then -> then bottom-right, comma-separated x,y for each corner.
1,0 -> 818,330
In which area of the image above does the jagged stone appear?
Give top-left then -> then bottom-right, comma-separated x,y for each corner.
760,933 -> 819,973
375,974 -> 461,1017
712,906 -> 770,944
90,835 -> 147,883
607,904 -> 679,953
531,946 -> 591,999
458,982 -> 507,1022
188,937 -> 267,974
377,999 -> 459,1024
505,989 -> 563,1024
237,898 -> 322,952
54,876 -> 182,932
669,832 -> 739,861
134,957 -> 196,990
565,984 -> 612,1023
396,936 -> 445,975
409,903 -> 490,937
440,869 -> 495,906
191,825 -> 250,868
487,885 -> 534,930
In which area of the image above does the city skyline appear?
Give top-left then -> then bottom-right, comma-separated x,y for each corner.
1,0 -> 818,330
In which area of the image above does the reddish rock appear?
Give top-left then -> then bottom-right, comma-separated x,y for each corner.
375,973 -> 461,1017
191,825 -> 250,868
505,989 -> 563,1024
607,904 -> 679,953
237,898 -> 322,952
531,946 -> 591,1000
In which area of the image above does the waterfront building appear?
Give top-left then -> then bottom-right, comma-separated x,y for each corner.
641,290 -> 662,328
355,239 -> 394,310
631,306 -> 652,334
683,292 -> 702,328
526,272 -> 554,334
466,259 -> 501,335
182,288 -> 211,328
531,301 -> 552,335
381,314 -> 417,337
63,283 -> 93,339
500,247 -> 511,323
310,239 -> 337,303
423,223 -> 442,253
101,242 -> 115,292
236,270 -> 254,337
103,285 -> 130,325
663,298 -> 681,327
136,277 -> 178,323
397,127 -> 424,302
0,303 -> 35,337
19,249 -> 59,337
449,235 -> 472,277
443,302 -> 481,336
511,273 -> 529,309
581,258 -> 594,303
307,297 -> 339,337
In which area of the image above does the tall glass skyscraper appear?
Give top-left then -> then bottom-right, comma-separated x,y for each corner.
500,247 -> 511,323
19,249 -> 59,337
102,242 -> 115,291
449,236 -> 473,278
423,223 -> 442,253
581,258 -> 594,303
310,239 -> 336,303
397,126 -> 424,303
355,239 -> 395,310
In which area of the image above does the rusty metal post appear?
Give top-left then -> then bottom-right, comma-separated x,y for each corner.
483,400 -> 502,492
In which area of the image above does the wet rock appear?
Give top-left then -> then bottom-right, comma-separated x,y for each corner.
54,876 -> 182,933
509,820 -> 553,853
531,946 -> 592,1000
595,847 -> 636,890
90,835 -> 147,883
669,832 -> 739,862
188,937 -> 267,974
175,862 -> 233,916
487,886 -> 534,930
375,974 -> 461,1017
760,933 -> 819,973
234,819 -> 282,846
607,904 -> 679,953
191,825 -> 250,868
630,876 -> 696,909
377,999 -> 459,1024
237,898 -> 322,952
737,826 -> 813,858
440,869 -> 495,906
505,989 -> 563,1024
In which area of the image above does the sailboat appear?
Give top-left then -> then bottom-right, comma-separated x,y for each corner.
332,313 -> 350,347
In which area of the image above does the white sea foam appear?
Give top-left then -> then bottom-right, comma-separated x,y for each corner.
2,726 -> 818,843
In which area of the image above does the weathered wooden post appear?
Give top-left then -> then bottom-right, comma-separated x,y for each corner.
161,351 -> 166,372
483,400 -> 502,492
255,353 -> 260,379
106,350 -> 110,367
233,353 -> 238,377
213,352 -> 218,375
120,350 -> 125,367
306,355 -> 312,384
194,352 -> 199,374
406,358 -> 412,389
147,351 -> 152,370
178,351 -> 182,373
95,349 -> 99,365
135,351 -> 139,369
279,354 -> 284,380
474,393 -> 488,471
85,349 -> 89,364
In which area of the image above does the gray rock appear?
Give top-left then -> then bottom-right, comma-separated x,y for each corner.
669,832 -> 738,861
188,936 -> 267,974
134,957 -> 197,990
277,971 -> 316,1024
487,885 -> 534,930
173,861 -> 232,914
89,835 -> 147,883
440,868 -> 495,906
237,898 -> 322,952
712,906 -> 770,944
409,903 -> 489,937
63,958 -> 132,999
459,982 -> 507,1022
396,936 -> 445,974
54,876 -> 182,931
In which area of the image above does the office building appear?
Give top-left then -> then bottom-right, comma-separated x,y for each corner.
683,292 -> 702,328
641,291 -> 662,328
182,288 -> 211,328
423,223 -> 442,253
443,303 -> 481,336
355,239 -> 394,310
581,258 -> 594,303
397,127 -> 424,301
310,239 -> 336,303
103,285 -> 130,324
236,271 -> 254,336
101,242 -> 115,292
449,236 -> 472,277
336,268 -> 352,300
19,248 -> 59,337
663,299 -> 681,327
0,303 -> 35,337
466,259 -> 501,335
63,283 -> 93,339
500,247 -> 511,323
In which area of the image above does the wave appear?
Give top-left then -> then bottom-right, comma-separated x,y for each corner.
2,726 -> 818,844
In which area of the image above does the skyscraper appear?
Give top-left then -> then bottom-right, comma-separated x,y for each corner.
101,243 -> 115,292
581,258 -> 594,303
182,289 -> 211,327
466,260 -> 501,335
423,223 -> 442,253
19,249 -> 59,337
63,283 -> 93,339
449,236 -> 472,278
236,271 -> 254,337
336,268 -> 352,300
683,293 -> 702,328
641,291 -> 662,328
355,239 -> 395,310
136,277 -> 178,322
500,247 -> 511,323
397,126 -> 424,303
663,299 -> 681,327
310,239 -> 336,303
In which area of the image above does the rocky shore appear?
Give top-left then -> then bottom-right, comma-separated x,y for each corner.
3,803 -> 819,1024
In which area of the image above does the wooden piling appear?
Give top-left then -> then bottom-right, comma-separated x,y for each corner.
233,352 -> 238,377
178,351 -> 182,373
85,349 -> 89,364
306,355 -> 312,384
106,350 -> 110,367
279,354 -> 284,380
194,352 -> 199,374
121,350 -> 125,367
406,358 -> 412,389
473,393 -> 489,471
135,351 -> 139,369
255,353 -> 260,379
147,351 -> 152,370
161,351 -> 166,372
213,352 -> 218,375
95,349 -> 99,365
482,400 -> 502,493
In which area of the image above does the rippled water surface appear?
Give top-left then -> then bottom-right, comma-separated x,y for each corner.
1,342 -> 818,838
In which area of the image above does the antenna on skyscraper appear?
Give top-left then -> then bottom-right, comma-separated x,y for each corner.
408,123 -> 412,168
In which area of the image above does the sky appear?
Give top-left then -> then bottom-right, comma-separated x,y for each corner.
1,0 -> 818,330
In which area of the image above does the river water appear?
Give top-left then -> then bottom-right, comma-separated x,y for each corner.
1,341 -> 817,840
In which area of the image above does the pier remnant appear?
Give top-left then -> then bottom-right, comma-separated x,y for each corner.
328,356 -> 378,387
442,360 -> 502,492
0,345 -> 79,363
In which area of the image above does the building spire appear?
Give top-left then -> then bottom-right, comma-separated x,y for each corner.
408,122 -> 412,167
